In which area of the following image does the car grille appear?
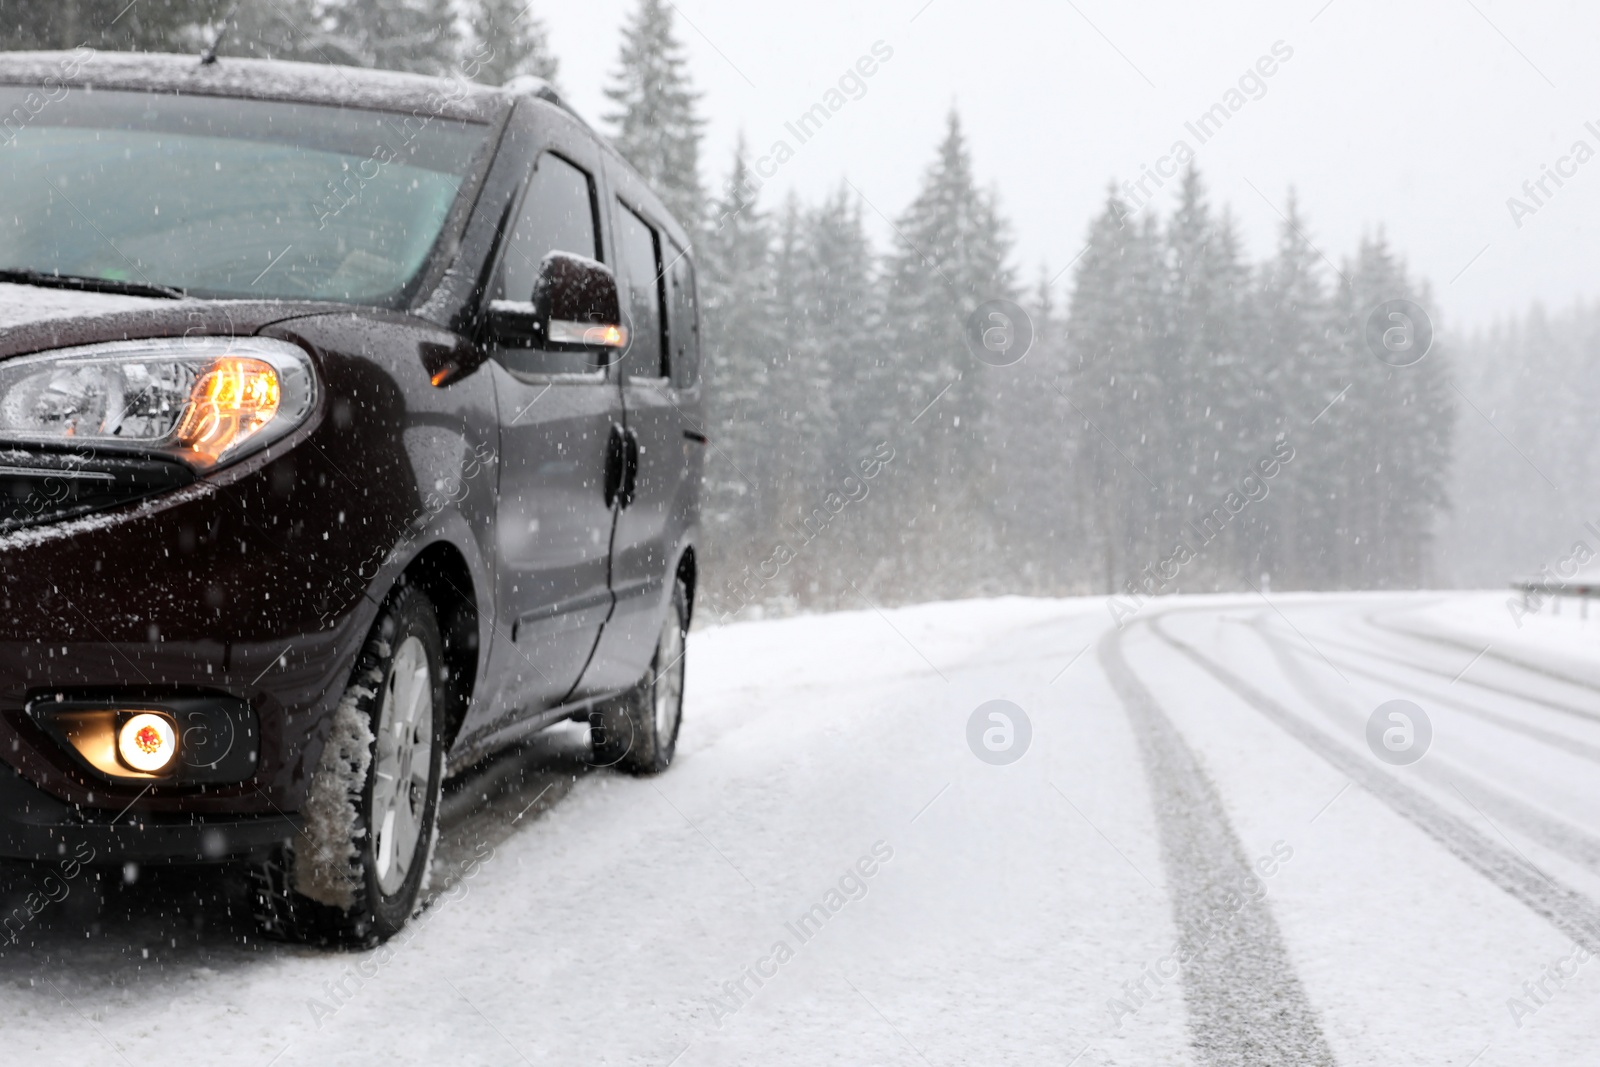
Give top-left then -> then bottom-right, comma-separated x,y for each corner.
0,447 -> 193,533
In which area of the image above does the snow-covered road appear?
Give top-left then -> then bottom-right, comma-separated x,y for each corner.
4,592 -> 1599,1065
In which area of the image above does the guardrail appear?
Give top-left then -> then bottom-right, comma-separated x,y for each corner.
1512,579 -> 1599,619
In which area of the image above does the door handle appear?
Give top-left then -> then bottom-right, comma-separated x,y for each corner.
604,424 -> 640,509
604,423 -> 626,509
620,427 -> 640,509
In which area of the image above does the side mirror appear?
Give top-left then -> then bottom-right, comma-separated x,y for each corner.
483,251 -> 629,357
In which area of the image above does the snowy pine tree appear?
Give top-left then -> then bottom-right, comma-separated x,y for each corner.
986,263 -> 1087,593
602,0 -> 704,228
324,0 -> 459,76
462,0 -> 559,88
1162,168 -> 1257,581
1065,190 -> 1166,592
1322,234 -> 1454,586
699,145 -> 777,616
206,0 -> 329,63
796,185 -> 877,462
878,110 -> 1014,596
1251,190 -> 1331,587
1436,299 -> 1600,585
764,195 -> 812,498
0,0 -> 202,51
794,186 -> 883,598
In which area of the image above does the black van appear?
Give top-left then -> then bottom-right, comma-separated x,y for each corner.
0,52 -> 704,943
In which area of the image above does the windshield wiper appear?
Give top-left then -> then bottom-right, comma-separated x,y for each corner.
0,268 -> 184,300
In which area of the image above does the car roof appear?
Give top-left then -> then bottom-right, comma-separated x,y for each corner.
0,50 -> 540,124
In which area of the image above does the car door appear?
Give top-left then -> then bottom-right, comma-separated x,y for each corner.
576,188 -> 701,695
479,110 -> 622,720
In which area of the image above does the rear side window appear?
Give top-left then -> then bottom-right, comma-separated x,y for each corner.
616,202 -> 666,379
498,152 -> 599,303
666,243 -> 700,388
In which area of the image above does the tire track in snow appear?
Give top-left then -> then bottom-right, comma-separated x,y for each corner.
1300,622 -> 1600,726
1287,641 -> 1600,768
1099,621 -> 1338,1067
1152,617 -> 1600,958
1249,616 -> 1600,880
1364,609 -> 1600,697
1257,608 -> 1600,765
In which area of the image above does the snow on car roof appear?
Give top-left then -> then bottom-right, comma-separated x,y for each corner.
0,51 -> 514,123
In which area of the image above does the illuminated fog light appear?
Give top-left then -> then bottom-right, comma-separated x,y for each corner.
118,713 -> 177,773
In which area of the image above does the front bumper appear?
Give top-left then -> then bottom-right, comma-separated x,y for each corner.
0,430 -> 391,838
0,761 -> 299,863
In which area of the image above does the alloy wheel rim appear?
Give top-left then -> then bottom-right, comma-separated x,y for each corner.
652,612 -> 685,744
371,635 -> 433,898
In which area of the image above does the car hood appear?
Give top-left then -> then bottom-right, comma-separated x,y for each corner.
0,284 -> 355,360
0,282 -> 163,329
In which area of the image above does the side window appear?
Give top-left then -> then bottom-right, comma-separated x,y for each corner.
667,242 -> 700,388
498,152 -> 599,304
616,202 -> 667,379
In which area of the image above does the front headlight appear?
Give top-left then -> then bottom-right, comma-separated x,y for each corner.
0,337 -> 317,469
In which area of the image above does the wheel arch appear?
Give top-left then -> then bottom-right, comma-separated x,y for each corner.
675,544 -> 697,627
398,540 -> 480,749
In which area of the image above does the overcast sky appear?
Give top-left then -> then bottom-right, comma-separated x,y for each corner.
542,0 -> 1599,334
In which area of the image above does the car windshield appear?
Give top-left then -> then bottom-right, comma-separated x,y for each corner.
0,88 -> 488,304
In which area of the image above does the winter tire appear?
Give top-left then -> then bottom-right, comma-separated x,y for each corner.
253,584 -> 446,945
591,576 -> 688,775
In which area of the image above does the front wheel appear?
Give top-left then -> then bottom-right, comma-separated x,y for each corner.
591,577 -> 688,775
254,585 -> 446,945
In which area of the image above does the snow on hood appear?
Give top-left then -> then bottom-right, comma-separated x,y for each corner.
0,281 -> 178,331
0,281 -> 175,331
